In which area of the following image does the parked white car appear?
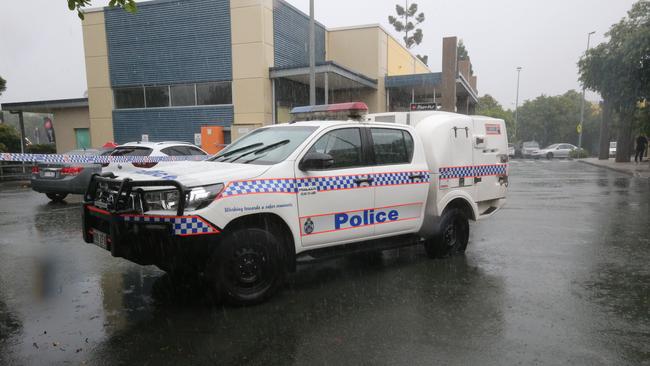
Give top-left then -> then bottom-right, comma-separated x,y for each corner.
521,141 -> 540,158
104,141 -> 209,173
531,143 -> 577,159
609,141 -> 617,158
508,143 -> 515,158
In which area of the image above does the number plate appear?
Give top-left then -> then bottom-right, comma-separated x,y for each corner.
92,230 -> 108,250
41,171 -> 56,178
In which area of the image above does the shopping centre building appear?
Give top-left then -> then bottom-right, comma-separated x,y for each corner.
4,0 -> 479,151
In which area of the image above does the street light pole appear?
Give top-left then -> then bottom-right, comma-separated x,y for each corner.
578,31 -> 596,149
514,66 -> 522,141
309,0 -> 316,106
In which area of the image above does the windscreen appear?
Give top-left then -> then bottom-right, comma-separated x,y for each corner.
110,146 -> 153,156
211,126 -> 317,165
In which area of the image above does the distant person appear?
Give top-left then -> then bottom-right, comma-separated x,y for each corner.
635,134 -> 648,163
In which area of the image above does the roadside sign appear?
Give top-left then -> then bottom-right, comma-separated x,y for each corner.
141,134 -> 149,142
194,133 -> 202,146
410,102 -> 438,111
576,124 -> 582,134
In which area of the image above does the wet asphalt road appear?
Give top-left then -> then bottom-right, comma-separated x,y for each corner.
0,160 -> 649,365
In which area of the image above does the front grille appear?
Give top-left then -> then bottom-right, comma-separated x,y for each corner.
92,181 -> 144,213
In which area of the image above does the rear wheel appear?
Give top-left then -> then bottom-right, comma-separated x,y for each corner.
46,193 -> 68,201
546,152 -> 554,160
424,208 -> 469,258
209,227 -> 285,305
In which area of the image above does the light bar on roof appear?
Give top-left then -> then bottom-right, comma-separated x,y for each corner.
290,102 -> 369,121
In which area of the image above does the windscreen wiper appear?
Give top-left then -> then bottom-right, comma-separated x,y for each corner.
211,142 -> 264,162
231,140 -> 290,164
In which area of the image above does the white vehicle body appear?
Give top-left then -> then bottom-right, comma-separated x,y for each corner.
522,141 -> 540,158
104,141 -> 208,174
508,143 -> 515,157
609,141 -> 617,158
531,143 -> 577,159
83,107 -> 508,304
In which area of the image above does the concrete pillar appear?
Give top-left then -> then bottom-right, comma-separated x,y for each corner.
441,36 -> 458,112
230,0 -> 275,139
458,60 -> 471,82
470,75 -> 477,94
82,10 -> 114,148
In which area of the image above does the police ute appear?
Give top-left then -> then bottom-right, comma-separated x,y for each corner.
82,102 -> 508,305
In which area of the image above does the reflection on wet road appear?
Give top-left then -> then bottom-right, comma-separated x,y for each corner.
0,161 -> 648,365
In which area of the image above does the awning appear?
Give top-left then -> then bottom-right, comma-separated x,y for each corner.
385,72 -> 478,103
270,61 -> 377,90
1,98 -> 88,113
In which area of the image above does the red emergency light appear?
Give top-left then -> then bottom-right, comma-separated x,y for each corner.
290,102 -> 369,121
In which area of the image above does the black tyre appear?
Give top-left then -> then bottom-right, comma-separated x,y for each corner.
46,193 -> 68,201
210,227 -> 285,305
424,208 -> 469,259
546,152 -> 553,160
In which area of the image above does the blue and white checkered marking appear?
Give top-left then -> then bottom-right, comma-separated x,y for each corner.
0,153 -> 208,164
222,179 -> 297,197
121,215 -> 217,236
439,164 -> 507,179
220,171 -> 431,198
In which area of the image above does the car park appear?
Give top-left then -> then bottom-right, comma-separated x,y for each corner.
31,148 -> 113,202
82,103 -> 508,305
531,143 -> 577,159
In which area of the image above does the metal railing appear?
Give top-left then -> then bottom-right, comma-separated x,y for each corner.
0,162 -> 30,181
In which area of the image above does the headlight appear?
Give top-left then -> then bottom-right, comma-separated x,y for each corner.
185,184 -> 224,211
143,183 -> 223,212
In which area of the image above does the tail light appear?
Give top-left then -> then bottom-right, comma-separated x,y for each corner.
31,166 -> 40,174
133,162 -> 157,168
61,167 -> 84,176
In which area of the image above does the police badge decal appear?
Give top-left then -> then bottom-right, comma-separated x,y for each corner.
303,218 -> 314,235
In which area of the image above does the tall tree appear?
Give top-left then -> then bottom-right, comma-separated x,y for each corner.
0,76 -> 6,96
578,0 -> 650,162
388,2 -> 428,65
66,0 -> 137,19
516,90 -> 600,151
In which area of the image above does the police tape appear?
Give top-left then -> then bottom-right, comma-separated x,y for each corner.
0,153 -> 210,164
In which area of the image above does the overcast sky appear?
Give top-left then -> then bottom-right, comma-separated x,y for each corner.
0,0 -> 638,108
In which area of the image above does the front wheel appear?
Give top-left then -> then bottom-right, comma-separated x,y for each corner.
46,193 -> 68,201
546,152 -> 554,160
209,227 -> 285,305
424,208 -> 469,259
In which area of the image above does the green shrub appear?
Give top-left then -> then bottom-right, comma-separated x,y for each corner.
0,142 -> 7,153
0,124 -> 21,152
26,144 -> 56,154
569,148 -> 589,159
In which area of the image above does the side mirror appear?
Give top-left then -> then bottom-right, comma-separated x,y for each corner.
299,152 -> 334,171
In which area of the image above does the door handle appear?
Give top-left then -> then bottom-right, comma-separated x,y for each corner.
354,177 -> 374,185
409,173 -> 425,180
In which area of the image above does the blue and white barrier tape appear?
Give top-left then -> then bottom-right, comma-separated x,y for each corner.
0,153 -> 210,164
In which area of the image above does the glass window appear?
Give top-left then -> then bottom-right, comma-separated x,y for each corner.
145,86 -> 170,108
114,87 -> 144,109
212,126 -> 317,165
160,146 -> 186,156
308,128 -> 363,169
171,84 -> 195,106
186,146 -> 207,156
110,147 -> 152,156
371,128 -> 412,165
197,82 -> 231,105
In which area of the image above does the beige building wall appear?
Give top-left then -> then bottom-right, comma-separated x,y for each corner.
327,26 -> 387,113
230,0 -> 274,140
386,35 -> 430,76
52,107 -> 91,153
82,10 -> 114,148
